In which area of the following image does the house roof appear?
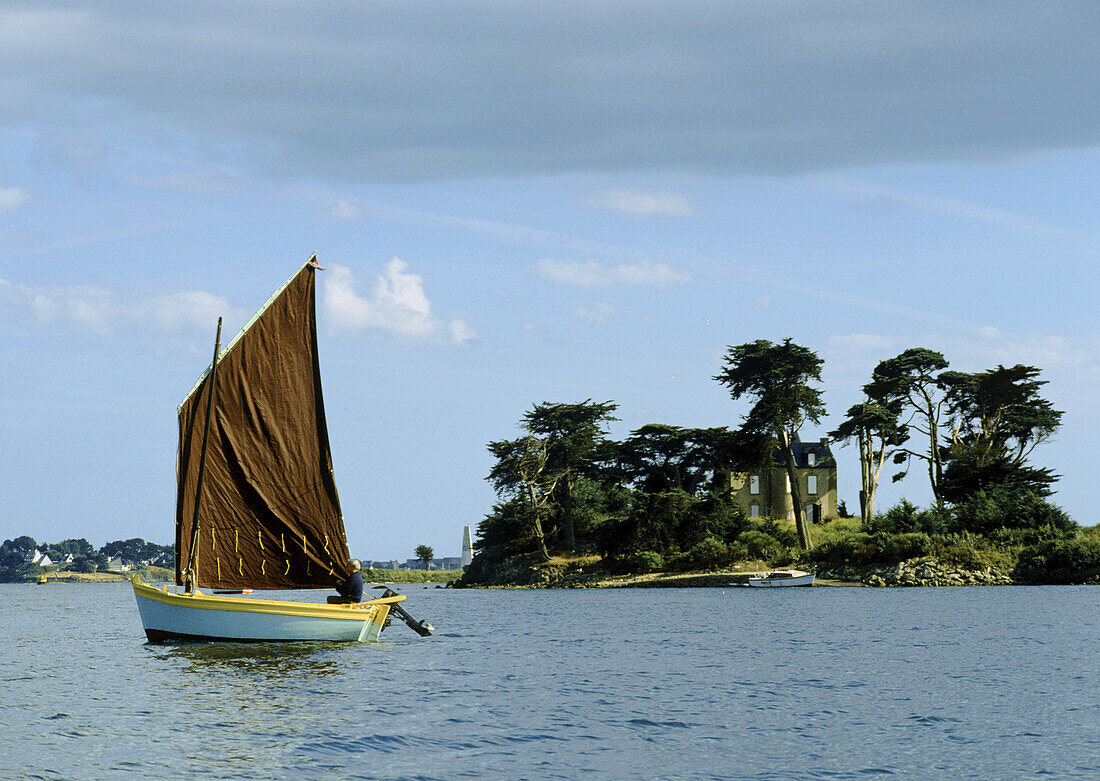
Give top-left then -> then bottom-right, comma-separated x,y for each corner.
773,435 -> 836,468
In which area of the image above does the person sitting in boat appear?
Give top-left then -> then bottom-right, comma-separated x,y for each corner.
328,559 -> 364,603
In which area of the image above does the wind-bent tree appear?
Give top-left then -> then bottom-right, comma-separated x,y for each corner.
414,545 -> 434,570
830,397 -> 908,526
523,400 -> 618,551
714,339 -> 825,550
868,348 -> 949,505
612,425 -> 736,495
486,434 -> 560,560
938,364 -> 1063,502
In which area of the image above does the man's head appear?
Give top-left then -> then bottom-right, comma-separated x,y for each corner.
351,559 -> 361,571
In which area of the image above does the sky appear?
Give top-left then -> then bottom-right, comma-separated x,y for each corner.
1,2 -> 1098,560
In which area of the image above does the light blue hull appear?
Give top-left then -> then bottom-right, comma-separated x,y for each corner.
132,580 -> 392,643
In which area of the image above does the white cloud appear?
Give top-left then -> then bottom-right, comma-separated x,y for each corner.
537,259 -> 690,287
0,277 -> 239,336
329,198 -> 363,221
0,187 -> 31,213
323,260 -> 472,344
448,319 -> 476,345
1,265 -> 473,344
585,188 -> 693,217
29,283 -> 115,333
979,325 -> 1003,339
137,290 -> 239,332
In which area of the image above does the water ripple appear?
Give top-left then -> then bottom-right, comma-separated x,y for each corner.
1,583 -> 1097,779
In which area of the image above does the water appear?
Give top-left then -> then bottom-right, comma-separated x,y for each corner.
1,582 -> 1096,780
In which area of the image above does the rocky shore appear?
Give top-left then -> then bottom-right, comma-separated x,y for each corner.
818,556 -> 1016,587
457,554 -> 1021,589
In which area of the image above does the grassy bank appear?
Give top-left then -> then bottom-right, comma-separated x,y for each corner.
458,515 -> 1100,588
364,568 -> 463,584
26,566 -> 463,586
27,565 -> 175,584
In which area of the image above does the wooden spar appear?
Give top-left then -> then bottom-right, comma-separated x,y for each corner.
185,317 -> 223,593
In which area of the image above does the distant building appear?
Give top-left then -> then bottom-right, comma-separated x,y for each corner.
366,560 -> 400,570
461,525 -> 473,568
25,549 -> 53,568
104,556 -> 132,572
143,551 -> 172,567
401,557 -> 463,571
726,435 -> 838,522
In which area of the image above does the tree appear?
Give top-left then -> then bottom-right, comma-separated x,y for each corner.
714,339 -> 825,550
938,364 -> 1063,502
414,545 -> 434,570
0,536 -> 41,581
522,400 -> 618,551
868,348 -> 949,504
612,425 -> 736,496
100,538 -> 170,564
487,434 -> 560,560
830,396 -> 907,526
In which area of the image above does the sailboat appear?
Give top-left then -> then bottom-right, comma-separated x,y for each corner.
132,257 -> 431,642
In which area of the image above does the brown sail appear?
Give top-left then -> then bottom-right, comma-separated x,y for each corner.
175,261 -> 352,590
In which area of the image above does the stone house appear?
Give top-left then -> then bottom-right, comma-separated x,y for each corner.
727,435 -> 838,522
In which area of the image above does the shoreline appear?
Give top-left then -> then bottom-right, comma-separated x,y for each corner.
457,555 -> 1038,589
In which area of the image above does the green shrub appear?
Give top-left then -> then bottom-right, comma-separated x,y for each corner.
1014,535 -> 1100,584
736,529 -> 786,560
866,499 -> 948,535
725,541 -> 749,562
934,543 -> 985,570
629,550 -> 665,573
665,537 -> 733,571
810,531 -> 932,567
878,532 -> 934,562
759,518 -> 799,548
950,489 -> 1076,535
689,537 -> 731,569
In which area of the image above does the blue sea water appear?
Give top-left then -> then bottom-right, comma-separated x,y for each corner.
0,582 -> 1096,780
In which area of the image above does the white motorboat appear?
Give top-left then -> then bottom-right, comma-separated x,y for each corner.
746,569 -> 815,587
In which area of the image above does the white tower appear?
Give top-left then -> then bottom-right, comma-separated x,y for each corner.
461,525 -> 473,567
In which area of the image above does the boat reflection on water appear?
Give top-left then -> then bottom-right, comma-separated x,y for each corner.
146,639 -> 363,679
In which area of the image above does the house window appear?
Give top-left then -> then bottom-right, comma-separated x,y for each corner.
750,504 -> 760,518
785,474 -> 790,492
807,475 -> 818,494
808,451 -> 816,466
749,475 -> 760,495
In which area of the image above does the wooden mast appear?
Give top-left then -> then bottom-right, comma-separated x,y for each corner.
185,317 -> 223,594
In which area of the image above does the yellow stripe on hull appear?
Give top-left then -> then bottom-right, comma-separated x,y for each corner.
131,578 -> 398,643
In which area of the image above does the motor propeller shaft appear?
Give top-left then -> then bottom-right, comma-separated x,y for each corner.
381,588 -> 434,636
